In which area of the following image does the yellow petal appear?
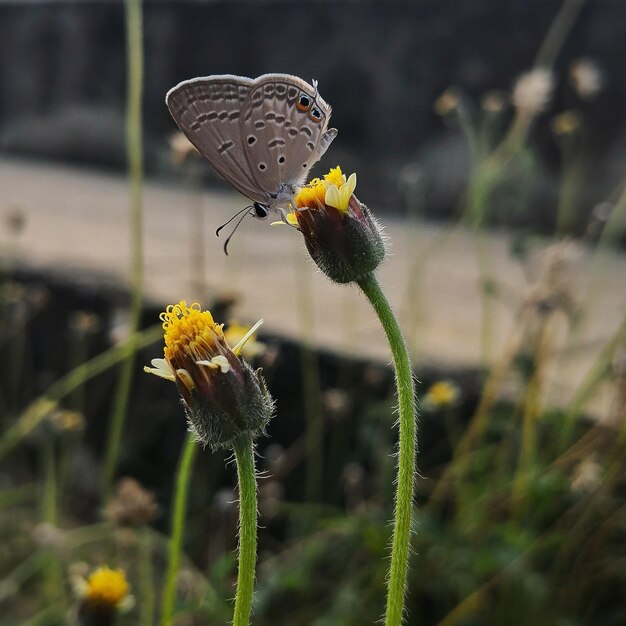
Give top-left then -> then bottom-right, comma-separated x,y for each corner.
346,172 -> 357,196
325,184 -> 342,210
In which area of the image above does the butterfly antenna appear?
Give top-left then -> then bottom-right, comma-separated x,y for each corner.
216,205 -> 253,238
221,208 -> 252,256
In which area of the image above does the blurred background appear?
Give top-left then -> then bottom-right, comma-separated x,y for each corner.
1,1 -> 626,624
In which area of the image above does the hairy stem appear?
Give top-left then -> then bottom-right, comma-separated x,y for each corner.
232,433 -> 258,626
357,272 -> 417,626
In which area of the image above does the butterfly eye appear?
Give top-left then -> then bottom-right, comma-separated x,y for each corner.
296,93 -> 312,112
308,106 -> 323,123
253,203 -> 269,219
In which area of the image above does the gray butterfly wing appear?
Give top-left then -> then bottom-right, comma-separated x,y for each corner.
166,75 -> 267,203
241,74 -> 338,200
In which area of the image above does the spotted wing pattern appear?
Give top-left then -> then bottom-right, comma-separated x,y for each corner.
166,75 -> 266,203
166,73 -> 338,209
241,74 -> 337,198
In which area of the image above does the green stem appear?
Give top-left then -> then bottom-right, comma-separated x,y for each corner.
101,0 -> 144,499
357,272 -> 417,626
161,434 -> 198,626
293,238 -> 324,503
40,441 -> 63,604
138,528 -> 155,626
232,433 -> 258,626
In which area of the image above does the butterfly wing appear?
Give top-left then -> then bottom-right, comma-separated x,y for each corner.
166,75 -> 267,203
240,74 -> 337,201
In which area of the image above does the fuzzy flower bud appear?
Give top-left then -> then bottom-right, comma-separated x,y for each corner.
285,166 -> 385,284
144,301 -> 274,448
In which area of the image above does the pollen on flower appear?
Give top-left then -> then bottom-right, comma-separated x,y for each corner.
84,566 -> 130,608
160,301 -> 225,362
294,177 -> 326,209
323,166 -> 347,187
294,166 -> 356,214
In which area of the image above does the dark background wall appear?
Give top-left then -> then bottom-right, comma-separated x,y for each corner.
0,0 -> 625,226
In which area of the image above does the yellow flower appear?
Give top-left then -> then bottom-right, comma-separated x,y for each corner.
434,87 -> 461,116
294,177 -> 326,209
551,110 -> 582,137
144,301 -> 264,386
287,166 -> 385,284
144,301 -> 273,447
423,380 -> 460,411
293,166 -> 357,214
83,566 -> 131,609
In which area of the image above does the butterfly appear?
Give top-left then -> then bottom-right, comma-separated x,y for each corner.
166,73 -> 338,240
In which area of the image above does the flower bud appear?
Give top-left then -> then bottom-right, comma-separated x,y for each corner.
144,301 -> 274,448
285,166 -> 385,284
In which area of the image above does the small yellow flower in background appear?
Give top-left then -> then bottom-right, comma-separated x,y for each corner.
423,380 -> 461,411
49,408 -> 86,435
75,565 -> 134,624
481,90 -> 507,114
551,110 -> 582,137
434,87 -> 461,116
144,301 -> 273,448
85,567 -> 131,608
287,166 -> 385,284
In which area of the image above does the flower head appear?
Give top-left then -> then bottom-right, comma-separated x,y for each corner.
85,567 -> 130,607
433,87 -> 461,117
551,110 -> 582,137
144,301 -> 273,447
75,566 -> 133,624
481,90 -> 507,114
287,166 -> 385,284
512,68 -> 554,117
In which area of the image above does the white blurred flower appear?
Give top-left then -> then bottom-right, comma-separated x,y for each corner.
512,68 -> 554,116
569,59 -> 603,100
571,457 -> 601,494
